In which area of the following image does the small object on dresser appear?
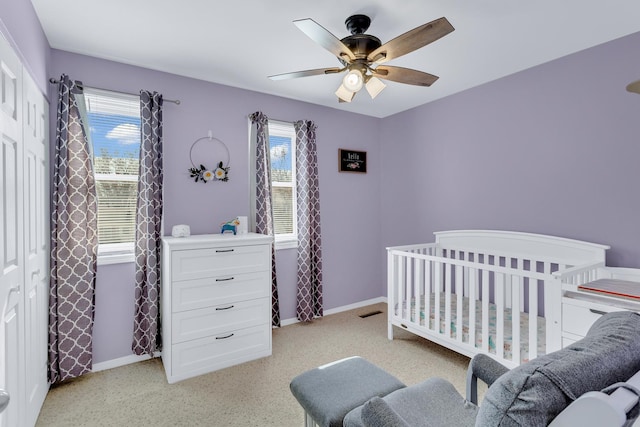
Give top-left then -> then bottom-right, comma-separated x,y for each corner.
220,218 -> 240,235
236,216 -> 248,234
171,224 -> 190,237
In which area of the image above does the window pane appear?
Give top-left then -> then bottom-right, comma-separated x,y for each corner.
270,135 -> 292,183
272,186 -> 293,234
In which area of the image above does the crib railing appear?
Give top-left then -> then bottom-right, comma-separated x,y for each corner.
387,244 -> 583,366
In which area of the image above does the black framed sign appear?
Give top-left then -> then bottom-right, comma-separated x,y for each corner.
338,149 -> 367,173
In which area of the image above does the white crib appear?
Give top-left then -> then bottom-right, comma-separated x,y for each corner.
387,230 -> 609,368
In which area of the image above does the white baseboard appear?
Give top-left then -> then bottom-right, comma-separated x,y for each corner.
93,298 -> 388,370
280,296 -> 387,327
92,351 -> 161,373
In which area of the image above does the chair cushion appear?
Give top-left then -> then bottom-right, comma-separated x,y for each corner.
476,311 -> 640,426
290,356 -> 406,427
344,377 -> 479,427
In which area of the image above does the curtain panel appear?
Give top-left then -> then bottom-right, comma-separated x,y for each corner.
294,120 -> 324,322
49,74 -> 98,383
249,111 -> 281,327
132,90 -> 164,355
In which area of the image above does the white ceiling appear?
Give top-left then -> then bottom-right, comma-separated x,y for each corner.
31,0 -> 640,118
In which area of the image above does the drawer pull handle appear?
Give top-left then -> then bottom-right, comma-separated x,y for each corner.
216,277 -> 234,282
215,305 -> 234,311
589,308 -> 607,316
216,249 -> 234,253
216,333 -> 234,340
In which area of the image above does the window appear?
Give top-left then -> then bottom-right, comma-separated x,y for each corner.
83,88 -> 141,264
268,121 -> 297,249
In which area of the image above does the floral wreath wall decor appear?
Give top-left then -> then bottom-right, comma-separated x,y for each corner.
188,132 -> 230,183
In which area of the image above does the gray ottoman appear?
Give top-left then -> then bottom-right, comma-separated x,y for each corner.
290,356 -> 406,427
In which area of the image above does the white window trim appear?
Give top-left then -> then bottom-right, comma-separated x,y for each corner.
269,121 -> 298,250
97,242 -> 135,265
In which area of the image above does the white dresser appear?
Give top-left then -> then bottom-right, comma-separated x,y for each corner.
161,232 -> 273,383
561,267 -> 640,347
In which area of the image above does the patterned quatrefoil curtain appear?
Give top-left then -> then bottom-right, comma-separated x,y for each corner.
49,74 -> 98,383
294,120 -> 323,322
249,111 -> 281,327
132,90 -> 164,355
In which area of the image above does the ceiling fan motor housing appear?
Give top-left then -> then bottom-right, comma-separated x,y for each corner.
345,14 -> 371,34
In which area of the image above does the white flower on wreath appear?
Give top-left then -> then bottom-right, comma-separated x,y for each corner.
202,170 -> 214,181
214,168 -> 226,180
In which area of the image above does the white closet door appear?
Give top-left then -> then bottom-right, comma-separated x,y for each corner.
22,70 -> 49,427
0,33 -> 25,427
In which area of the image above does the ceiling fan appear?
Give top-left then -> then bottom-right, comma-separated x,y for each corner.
269,14 -> 455,102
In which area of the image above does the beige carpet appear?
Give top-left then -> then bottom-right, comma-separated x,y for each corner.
36,303 -> 476,426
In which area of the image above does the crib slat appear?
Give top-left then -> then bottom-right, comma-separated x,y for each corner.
511,275 -> 521,364
482,270 -> 489,353
416,257 -> 424,328
425,260 -> 432,330
543,262 -> 555,353
434,260 -> 442,333
456,265 -> 463,342
529,276 -> 538,360
517,258 -> 525,310
469,268 -> 477,348
410,256 -> 418,326
495,272 -> 505,360
397,254 -> 405,320
445,262 -> 452,338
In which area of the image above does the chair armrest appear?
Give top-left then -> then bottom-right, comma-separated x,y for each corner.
466,354 -> 510,405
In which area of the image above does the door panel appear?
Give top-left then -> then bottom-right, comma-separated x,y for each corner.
23,70 -> 49,427
0,31 -> 24,427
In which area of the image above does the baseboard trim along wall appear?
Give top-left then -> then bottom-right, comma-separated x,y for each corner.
92,351 -> 161,373
280,296 -> 387,326
92,297 -> 388,372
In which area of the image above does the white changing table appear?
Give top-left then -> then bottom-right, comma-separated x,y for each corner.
561,267 -> 640,346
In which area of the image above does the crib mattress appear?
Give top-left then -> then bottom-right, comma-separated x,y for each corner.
395,294 -> 545,364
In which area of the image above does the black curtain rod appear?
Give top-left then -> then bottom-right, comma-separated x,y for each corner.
48,78 -> 180,105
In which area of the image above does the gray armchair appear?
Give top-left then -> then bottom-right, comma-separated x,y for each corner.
344,311 -> 640,427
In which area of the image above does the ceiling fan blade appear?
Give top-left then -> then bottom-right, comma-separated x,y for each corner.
269,67 -> 343,81
373,66 -> 439,86
294,18 -> 356,62
367,17 -> 454,64
626,79 -> 640,94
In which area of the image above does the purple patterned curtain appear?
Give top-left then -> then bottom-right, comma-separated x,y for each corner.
249,111 -> 281,327
294,120 -> 323,321
49,74 -> 98,383
132,90 -> 163,355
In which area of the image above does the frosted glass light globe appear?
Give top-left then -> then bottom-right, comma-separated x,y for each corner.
343,70 -> 364,92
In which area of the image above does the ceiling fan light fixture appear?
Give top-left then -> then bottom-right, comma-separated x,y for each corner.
343,69 -> 364,92
335,84 -> 355,102
365,76 -> 386,99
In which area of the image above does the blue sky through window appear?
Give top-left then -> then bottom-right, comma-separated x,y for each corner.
269,135 -> 291,171
87,112 -> 141,159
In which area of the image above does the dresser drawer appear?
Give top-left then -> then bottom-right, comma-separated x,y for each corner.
171,324 -> 271,378
171,244 -> 269,281
562,301 -> 619,338
172,298 -> 270,344
170,271 -> 270,312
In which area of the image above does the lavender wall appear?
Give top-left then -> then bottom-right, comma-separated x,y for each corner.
50,50 -> 383,363
379,31 -> 640,298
